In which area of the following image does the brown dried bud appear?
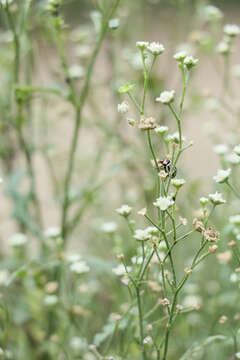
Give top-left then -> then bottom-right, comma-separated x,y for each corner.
228,241 -> 236,248
208,245 -> 218,253
193,218 -> 205,233
184,267 -> 192,275
203,227 -> 219,242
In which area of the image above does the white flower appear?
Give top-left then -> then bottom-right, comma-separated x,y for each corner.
184,55 -> 199,69
70,261 -> 90,274
209,192 -> 226,205
225,153 -> 240,165
117,101 -> 129,114
200,197 -> 208,206
171,178 -> 186,189
101,222 -> 117,233
213,144 -> 228,155
145,226 -> 159,235
224,24 -> 240,37
229,215 -> 240,225
44,295 -> 58,306
154,126 -> 168,135
136,41 -> 149,50
216,42 -> 230,55
234,145 -> 240,156
134,229 -> 151,241
0,0 -> 14,8
167,132 -> 185,144
147,42 -> 165,55
173,51 -> 187,62
108,18 -> 120,29
0,178 -> 3,184
230,273 -> 238,283
9,233 -> 27,247
65,253 -> 81,263
213,168 -> 231,183
44,226 -> 61,238
143,336 -> 153,345
69,64 -> 85,79
156,90 -> 175,104
116,204 -> 132,217
112,264 -> 131,276
153,196 -> 174,211
204,5 -> 223,22
70,337 -> 88,351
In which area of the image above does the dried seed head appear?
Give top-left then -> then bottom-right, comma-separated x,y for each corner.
203,227 -> 219,242
179,217 -> 188,226
228,241 -> 236,248
193,218 -> 205,233
184,267 -> 192,275
219,315 -> 228,324
160,298 -> 170,306
176,304 -> 183,312
138,116 -> 157,131
158,170 -> 168,179
208,245 -> 218,253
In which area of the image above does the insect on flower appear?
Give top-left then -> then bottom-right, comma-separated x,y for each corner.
158,159 -> 177,178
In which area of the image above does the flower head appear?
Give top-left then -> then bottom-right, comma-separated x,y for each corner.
209,192 -> 226,205
116,204 -> 132,217
70,261 -> 90,274
154,126 -> 168,135
138,116 -> 156,130
136,41 -> 149,50
118,101 -> 129,114
224,24 -> 240,37
216,41 -> 230,55
203,227 -> 219,242
213,144 -> 228,155
171,178 -> 186,189
9,233 -> 27,247
173,51 -> 187,62
101,222 -> 117,233
184,55 -> 199,69
156,90 -> 175,105
147,42 -> 165,56
200,197 -> 208,206
204,5 -> 223,22
213,168 -> 231,183
134,229 -> 151,241
225,153 -> 240,165
233,145 -> 240,156
153,196 -> 174,211
112,264 -> 131,276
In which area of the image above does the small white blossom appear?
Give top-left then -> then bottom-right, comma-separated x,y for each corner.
167,132 -> 185,144
136,41 -> 149,50
153,196 -> 174,211
173,51 -> 187,62
234,145 -> 240,156
224,24 -> 240,37
156,90 -> 175,104
70,261 -> 90,274
225,153 -> 240,165
117,101 -> 129,114
44,226 -> 61,238
216,42 -> 230,55
154,126 -> 168,135
229,215 -> 240,225
69,65 -> 85,79
147,42 -> 165,56
200,197 -> 208,206
134,229 -> 151,241
171,178 -> 186,189
116,204 -> 132,217
108,18 -> 120,29
70,337 -> 87,351
213,168 -> 231,183
204,5 -> 223,22
101,222 -> 117,233
145,226 -> 159,235
230,273 -> 238,283
65,253 -> 81,263
143,336 -> 153,345
213,144 -> 228,155
9,233 -> 27,247
209,192 -> 226,205
44,295 -> 58,306
184,55 -> 199,69
112,264 -> 131,276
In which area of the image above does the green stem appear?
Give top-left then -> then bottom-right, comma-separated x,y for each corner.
226,181 -> 240,200
136,287 -> 147,360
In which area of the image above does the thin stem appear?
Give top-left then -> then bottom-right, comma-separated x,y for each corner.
226,181 -> 240,200
136,287 -> 147,360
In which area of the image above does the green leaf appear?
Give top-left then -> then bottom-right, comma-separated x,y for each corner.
118,83 -> 135,94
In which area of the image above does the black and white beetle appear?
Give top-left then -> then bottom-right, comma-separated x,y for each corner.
158,159 -> 177,178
